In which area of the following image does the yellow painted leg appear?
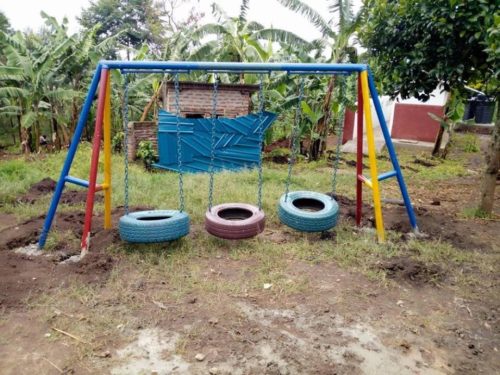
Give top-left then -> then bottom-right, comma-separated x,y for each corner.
103,74 -> 112,229
360,71 -> 385,242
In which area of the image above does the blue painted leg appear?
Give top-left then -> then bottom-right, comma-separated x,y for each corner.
367,68 -> 419,232
38,65 -> 103,249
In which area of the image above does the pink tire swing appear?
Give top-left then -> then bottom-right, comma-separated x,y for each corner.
204,75 -> 267,240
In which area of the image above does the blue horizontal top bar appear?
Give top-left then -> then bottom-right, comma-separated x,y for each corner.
100,60 -> 367,73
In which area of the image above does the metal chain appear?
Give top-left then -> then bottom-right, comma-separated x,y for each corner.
207,74 -> 219,211
284,77 -> 305,201
123,73 -> 130,215
331,77 -> 346,198
256,74 -> 265,210
173,73 -> 185,212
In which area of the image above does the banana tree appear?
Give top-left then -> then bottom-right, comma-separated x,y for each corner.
276,0 -> 361,160
0,30 -> 79,151
190,0 -> 312,83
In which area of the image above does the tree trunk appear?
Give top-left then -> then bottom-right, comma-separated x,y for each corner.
161,79 -> 168,110
320,76 -> 336,147
51,103 -> 62,150
140,82 -> 162,121
21,127 -> 32,154
17,115 -> 22,146
9,118 -> 16,145
33,119 -> 40,153
71,98 -> 79,134
310,76 -> 336,161
431,125 -> 445,157
478,104 -> 500,214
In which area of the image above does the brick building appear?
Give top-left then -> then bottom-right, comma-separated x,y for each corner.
127,81 -> 259,160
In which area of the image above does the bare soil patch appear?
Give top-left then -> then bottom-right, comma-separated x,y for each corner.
17,177 -> 103,205
0,249 -> 114,310
0,150 -> 499,374
377,256 -> 444,285
332,193 -> 500,251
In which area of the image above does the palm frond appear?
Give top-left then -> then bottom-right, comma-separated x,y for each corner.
0,87 -> 30,98
246,21 -> 265,32
189,41 -> 219,62
211,2 -> 229,22
45,88 -> 81,101
275,0 -> 334,38
239,0 -> 250,23
21,111 -> 36,129
253,29 -> 312,50
191,23 -> 228,41
328,0 -> 354,30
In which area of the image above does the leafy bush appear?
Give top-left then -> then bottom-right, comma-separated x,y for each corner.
136,141 -> 158,171
461,134 -> 480,153
112,131 -> 124,153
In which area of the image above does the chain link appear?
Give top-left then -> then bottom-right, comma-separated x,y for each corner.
173,73 -> 185,212
257,74 -> 265,210
284,77 -> 305,201
207,74 -> 219,211
331,76 -> 346,198
123,74 -> 130,215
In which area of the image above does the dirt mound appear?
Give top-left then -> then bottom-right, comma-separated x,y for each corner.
329,194 -> 498,251
0,215 -> 44,250
0,248 -> 115,309
378,256 -> 444,285
27,177 -> 57,194
17,178 -> 103,205
264,138 -> 290,153
0,206 -> 150,252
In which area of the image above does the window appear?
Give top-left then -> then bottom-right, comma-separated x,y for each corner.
185,113 -> 204,119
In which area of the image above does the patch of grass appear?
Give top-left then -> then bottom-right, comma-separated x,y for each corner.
43,230 -> 80,252
461,207 -> 492,219
456,133 -> 480,153
414,160 -> 467,180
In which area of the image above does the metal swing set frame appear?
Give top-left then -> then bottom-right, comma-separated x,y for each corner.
38,60 -> 419,253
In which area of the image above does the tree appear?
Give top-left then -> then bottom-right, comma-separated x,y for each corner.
78,0 -> 165,59
360,0 -> 499,215
0,11 -> 11,35
190,1 -> 312,82
276,0 -> 361,159
0,14 -> 79,152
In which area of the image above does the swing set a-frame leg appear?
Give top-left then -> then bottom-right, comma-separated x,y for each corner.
38,66 -> 103,250
81,68 -> 111,254
38,64 -> 113,254
355,69 -> 419,243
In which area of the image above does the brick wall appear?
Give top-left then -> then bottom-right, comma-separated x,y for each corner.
127,121 -> 156,161
128,81 -> 258,160
165,86 -> 254,118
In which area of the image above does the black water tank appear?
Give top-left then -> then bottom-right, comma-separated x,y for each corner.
474,95 -> 495,124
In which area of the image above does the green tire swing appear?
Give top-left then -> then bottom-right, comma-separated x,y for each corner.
119,73 -> 190,243
278,77 -> 343,232
204,74 -> 266,239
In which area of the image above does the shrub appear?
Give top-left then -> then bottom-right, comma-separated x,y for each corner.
136,141 -> 158,171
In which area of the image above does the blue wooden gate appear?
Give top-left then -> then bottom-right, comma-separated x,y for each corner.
154,109 -> 277,173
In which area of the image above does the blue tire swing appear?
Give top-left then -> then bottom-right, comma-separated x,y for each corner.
204,74 -> 267,239
119,73 -> 190,243
278,77 -> 342,232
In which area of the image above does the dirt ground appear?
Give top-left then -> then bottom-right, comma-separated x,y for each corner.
0,146 -> 499,374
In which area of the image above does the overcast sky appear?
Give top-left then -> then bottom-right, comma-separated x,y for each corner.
0,0 -> 361,42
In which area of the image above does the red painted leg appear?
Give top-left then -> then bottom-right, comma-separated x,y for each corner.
81,68 -> 109,254
356,74 -> 364,226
